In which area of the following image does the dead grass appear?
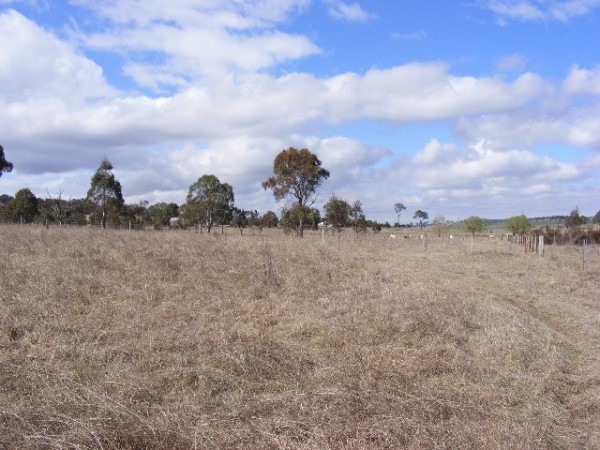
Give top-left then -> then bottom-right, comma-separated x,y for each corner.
1,225 -> 599,449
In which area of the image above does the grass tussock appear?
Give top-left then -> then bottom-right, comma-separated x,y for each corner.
1,225 -> 599,449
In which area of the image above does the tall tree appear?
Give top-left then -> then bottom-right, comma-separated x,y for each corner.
186,174 -> 234,233
413,210 -> 429,230
262,147 -> 329,236
394,202 -> 406,226
0,145 -> 13,177
86,158 -> 124,228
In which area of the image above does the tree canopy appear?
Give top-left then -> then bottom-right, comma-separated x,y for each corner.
262,147 -> 330,206
413,210 -> 429,229
564,207 -> 586,229
186,174 -> 234,233
7,188 -> 39,223
463,216 -> 487,236
0,145 -> 13,178
504,214 -> 531,235
324,195 -> 352,231
263,147 -> 329,236
86,158 -> 124,228
394,202 -> 406,226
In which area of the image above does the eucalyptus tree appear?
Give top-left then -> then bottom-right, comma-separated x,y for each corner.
263,147 -> 329,236
186,174 -> 234,233
413,210 -> 429,229
324,195 -> 352,232
86,158 -> 124,228
394,202 -> 406,226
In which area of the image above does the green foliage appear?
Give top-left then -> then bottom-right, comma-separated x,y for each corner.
394,202 -> 406,225
262,148 -> 329,207
7,188 -> 39,223
564,207 -> 586,229
86,158 -> 124,228
323,196 -> 367,234
0,145 -> 13,177
324,195 -> 352,231
148,202 -> 179,228
186,174 -> 234,233
280,204 -> 320,235
260,211 -> 279,228
413,210 -> 429,229
350,200 -> 367,234
263,148 -> 329,237
593,210 -> 600,225
504,214 -> 531,235
463,216 -> 487,236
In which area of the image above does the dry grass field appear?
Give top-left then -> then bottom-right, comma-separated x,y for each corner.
1,225 -> 599,449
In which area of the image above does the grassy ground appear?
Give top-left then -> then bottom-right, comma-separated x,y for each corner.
1,225 -> 599,449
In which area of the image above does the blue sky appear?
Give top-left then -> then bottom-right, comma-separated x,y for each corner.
1,0 -> 599,223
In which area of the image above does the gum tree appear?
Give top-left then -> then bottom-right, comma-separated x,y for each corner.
86,158 -> 124,228
413,210 -> 429,230
263,147 -> 329,237
186,174 -> 234,233
394,202 -> 406,227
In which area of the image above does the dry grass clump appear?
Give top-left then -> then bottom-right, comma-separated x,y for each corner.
1,226 -> 599,449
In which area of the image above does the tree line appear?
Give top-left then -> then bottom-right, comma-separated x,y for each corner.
0,147 -> 373,234
1,145 -> 599,233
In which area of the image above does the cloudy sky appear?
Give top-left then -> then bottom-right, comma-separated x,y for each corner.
1,0 -> 599,223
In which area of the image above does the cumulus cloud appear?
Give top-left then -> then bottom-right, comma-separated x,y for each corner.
2,1 -> 599,220
404,139 -> 580,191
0,10 -> 115,103
70,0 -> 319,89
563,65 -> 600,95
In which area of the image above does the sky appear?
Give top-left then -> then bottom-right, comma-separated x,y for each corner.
1,0 -> 599,223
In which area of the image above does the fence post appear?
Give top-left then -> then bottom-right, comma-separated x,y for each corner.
538,235 -> 544,256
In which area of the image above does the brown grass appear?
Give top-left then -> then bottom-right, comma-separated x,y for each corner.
1,225 -> 599,449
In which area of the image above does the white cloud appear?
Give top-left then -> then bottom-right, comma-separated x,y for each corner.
324,0 -> 375,22
482,0 -> 600,22
563,65 -> 600,95
456,103 -> 600,151
404,139 -> 580,191
70,0 -> 319,89
0,10 -> 115,103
